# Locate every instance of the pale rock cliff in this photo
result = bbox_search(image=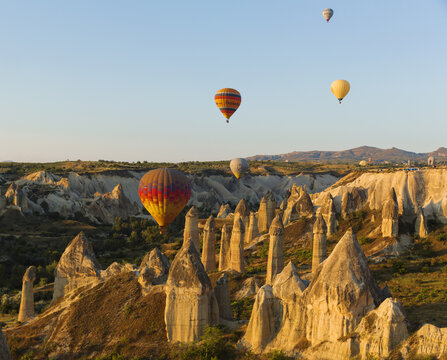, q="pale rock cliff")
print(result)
[214,274,233,321]
[218,224,231,271]
[183,206,200,251]
[258,191,277,233]
[229,215,245,273]
[201,216,216,272]
[415,206,429,238]
[18,266,36,322]
[382,188,399,237]
[165,241,219,343]
[401,324,447,359]
[245,212,259,244]
[52,232,102,302]
[312,213,327,274]
[266,215,284,285]
[138,248,170,294]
